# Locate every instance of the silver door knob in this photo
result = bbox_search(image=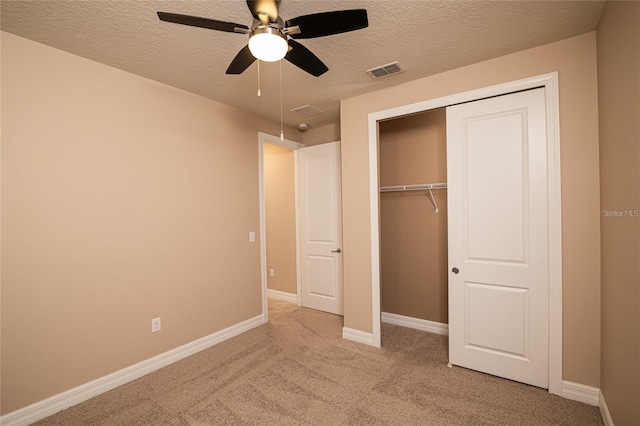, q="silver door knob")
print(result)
[452,267,459,274]
[331,248,342,253]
